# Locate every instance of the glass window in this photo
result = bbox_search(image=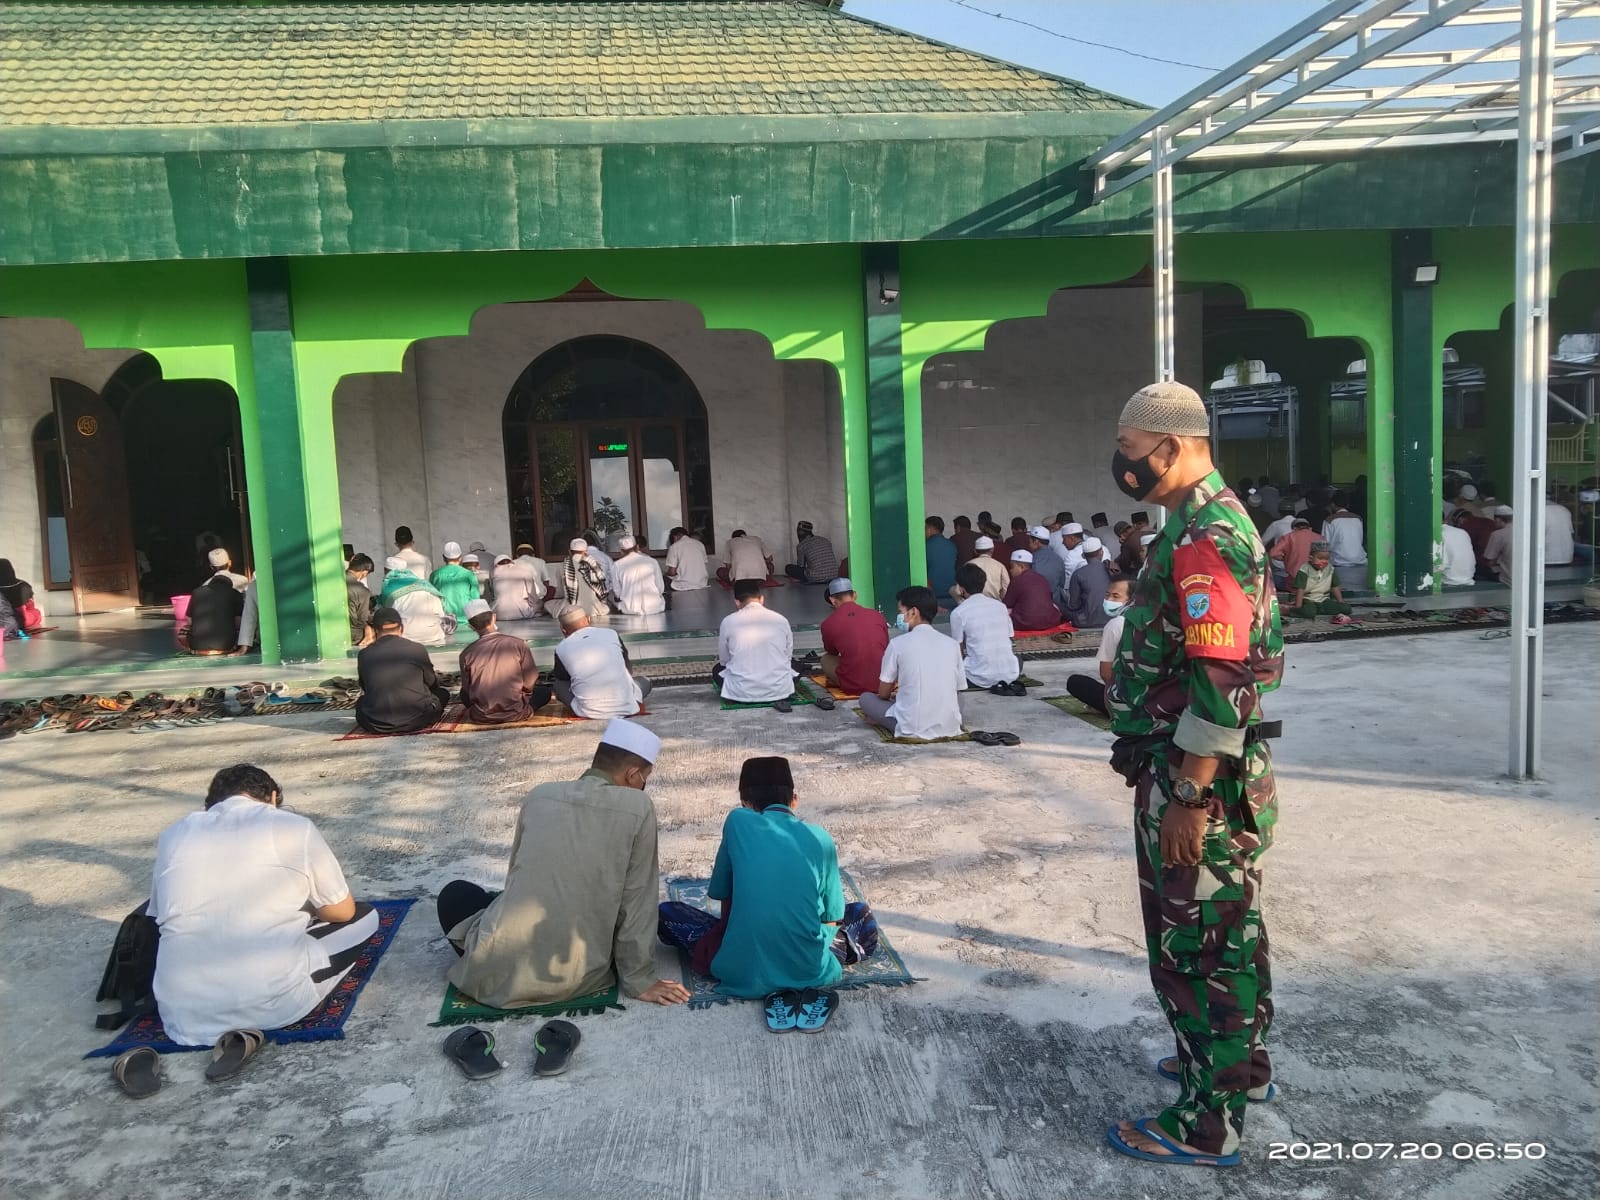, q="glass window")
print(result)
[587,426,635,549]
[639,425,683,551]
